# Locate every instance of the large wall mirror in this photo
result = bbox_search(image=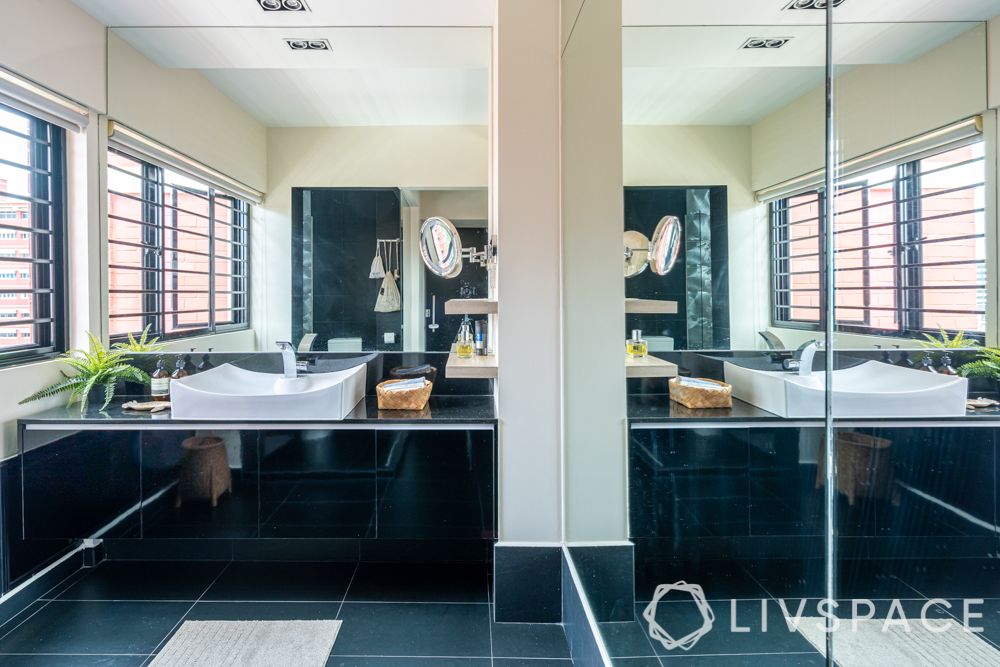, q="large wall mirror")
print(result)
[104,21,490,353]
[623,2,998,354]
[622,16,826,352]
